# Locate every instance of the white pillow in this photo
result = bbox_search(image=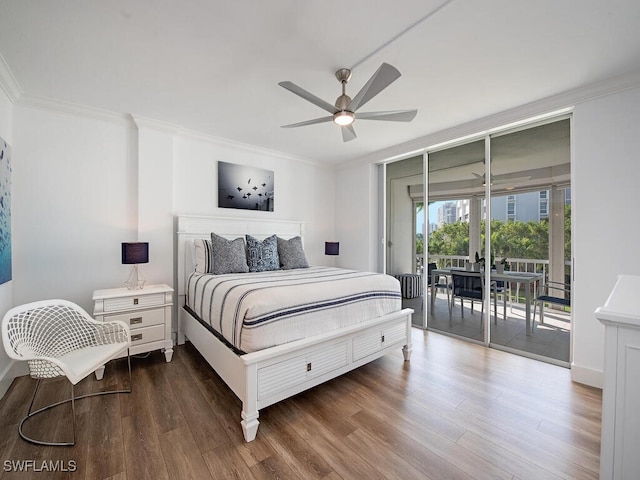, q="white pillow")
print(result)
[193,238,213,273]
